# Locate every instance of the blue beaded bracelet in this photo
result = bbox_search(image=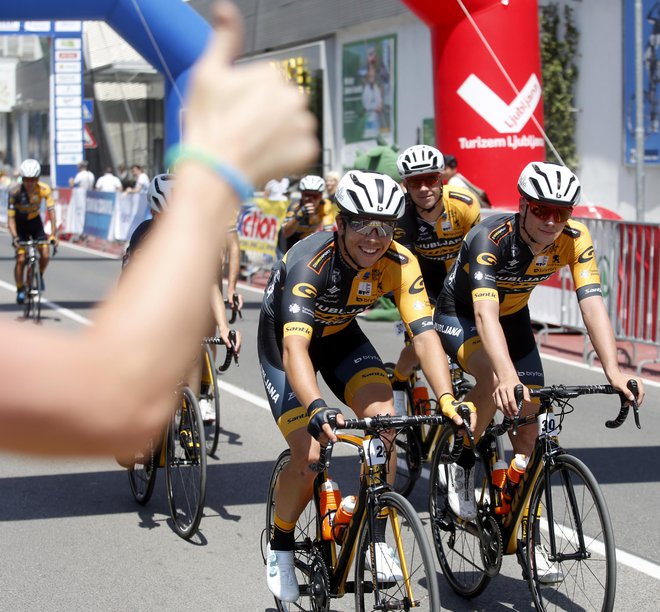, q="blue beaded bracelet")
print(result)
[165,145,254,203]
